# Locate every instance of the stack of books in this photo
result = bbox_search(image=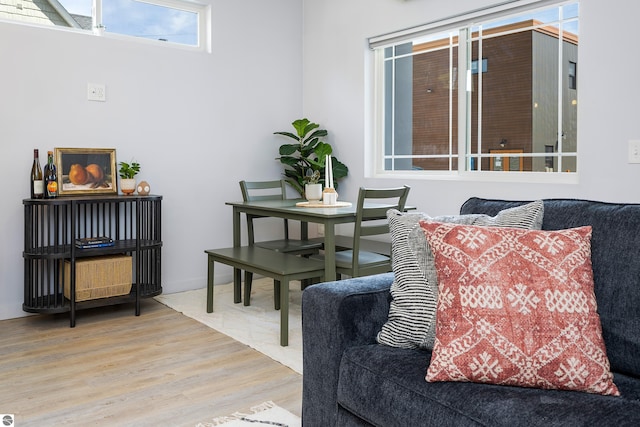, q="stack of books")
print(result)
[75,236,115,249]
